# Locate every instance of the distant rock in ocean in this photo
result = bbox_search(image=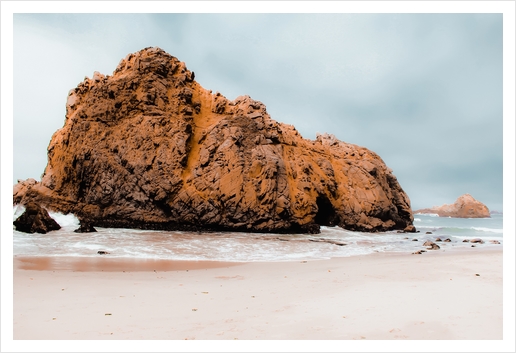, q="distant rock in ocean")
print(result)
[414,194,490,218]
[13,47,415,234]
